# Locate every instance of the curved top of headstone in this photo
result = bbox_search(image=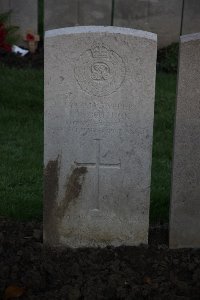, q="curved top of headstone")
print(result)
[45,26,157,41]
[181,32,200,43]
